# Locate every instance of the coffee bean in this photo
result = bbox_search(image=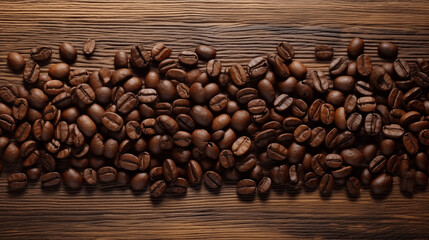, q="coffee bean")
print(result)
[394,58,411,79]
[274,94,293,112]
[163,159,178,182]
[329,56,348,76]
[237,179,256,195]
[23,61,40,84]
[230,64,247,86]
[8,173,27,191]
[277,41,295,61]
[59,42,77,63]
[130,45,151,69]
[346,112,362,132]
[114,51,128,69]
[41,172,61,188]
[7,52,26,72]
[101,112,123,132]
[207,59,222,78]
[62,168,83,190]
[178,51,198,66]
[129,173,149,191]
[382,124,405,138]
[257,177,272,194]
[204,171,222,189]
[346,177,361,195]
[403,132,419,155]
[356,54,372,77]
[312,154,327,176]
[98,166,117,183]
[236,154,257,172]
[30,46,52,62]
[248,56,268,79]
[371,173,393,195]
[150,180,167,197]
[319,174,334,194]
[331,166,353,179]
[348,37,364,59]
[325,154,343,169]
[370,66,393,92]
[378,42,398,59]
[320,103,335,125]
[83,168,98,185]
[357,96,376,112]
[315,45,334,60]
[310,70,329,93]
[151,43,172,62]
[83,38,96,56]
[336,131,355,149]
